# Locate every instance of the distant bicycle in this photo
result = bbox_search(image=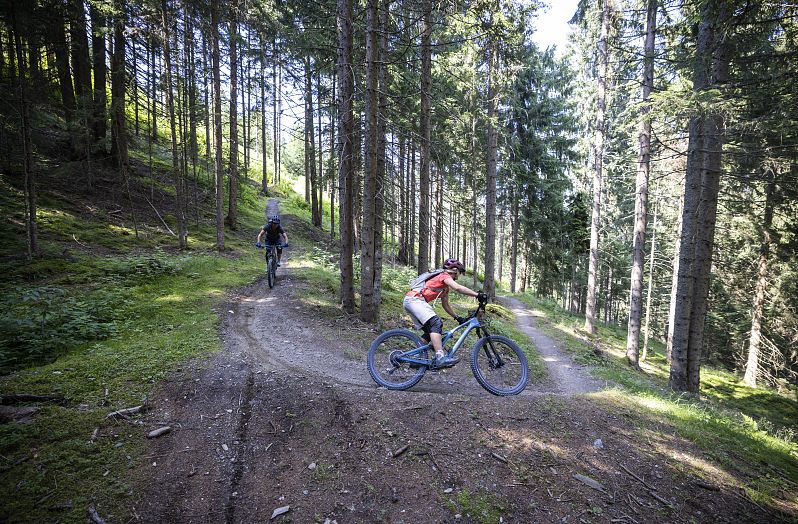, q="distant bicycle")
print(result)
[256,242,288,288]
[367,295,529,396]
